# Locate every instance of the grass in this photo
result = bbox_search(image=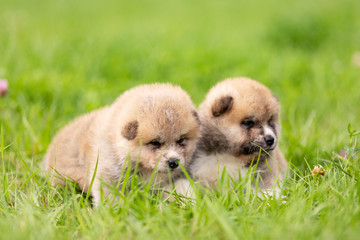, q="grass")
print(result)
[1,0,360,239]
